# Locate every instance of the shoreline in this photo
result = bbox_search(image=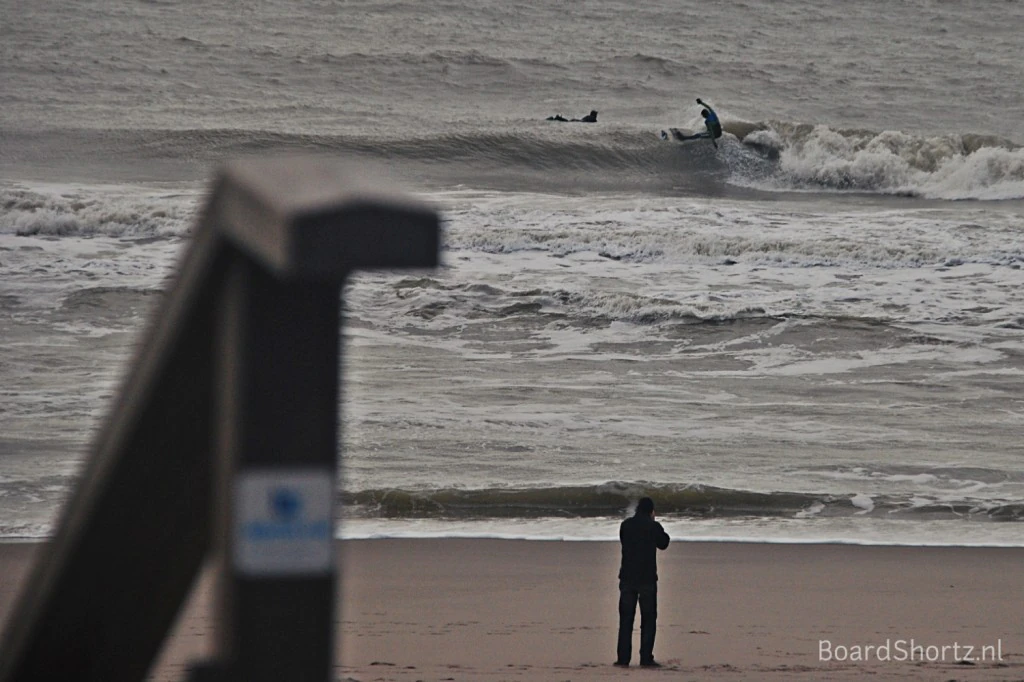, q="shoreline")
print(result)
[5,533,1024,548]
[2,539,1022,680]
